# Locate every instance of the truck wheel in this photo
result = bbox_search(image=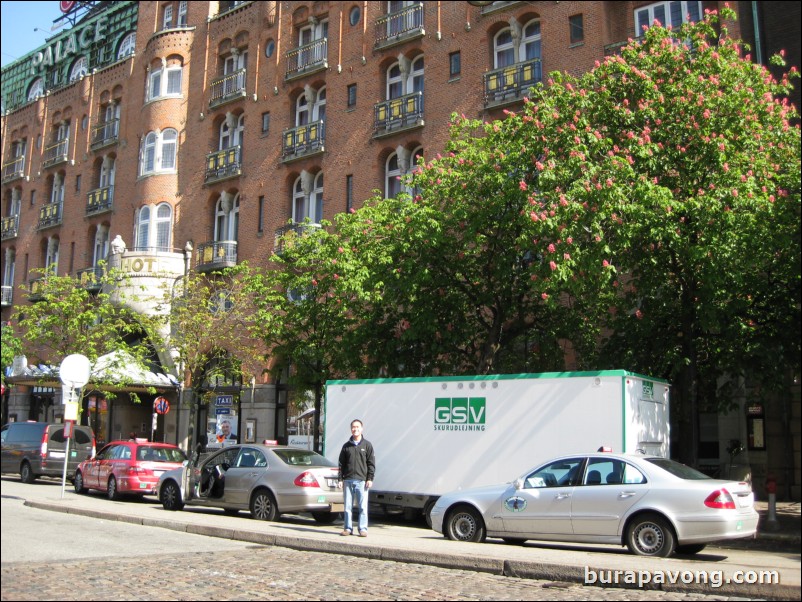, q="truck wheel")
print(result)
[251,489,279,521]
[161,480,185,511]
[20,462,36,484]
[626,513,675,557]
[445,505,486,543]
